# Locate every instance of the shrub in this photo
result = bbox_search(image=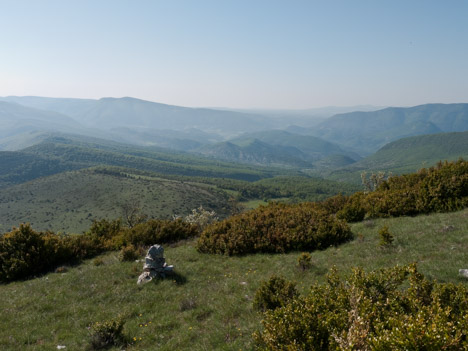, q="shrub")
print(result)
[197,202,352,255]
[87,218,123,249]
[88,316,126,350]
[0,224,70,282]
[115,219,198,248]
[297,252,312,271]
[62,233,107,260]
[254,264,468,350]
[93,258,104,266]
[378,225,394,247]
[118,245,140,262]
[253,275,299,312]
[314,159,468,222]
